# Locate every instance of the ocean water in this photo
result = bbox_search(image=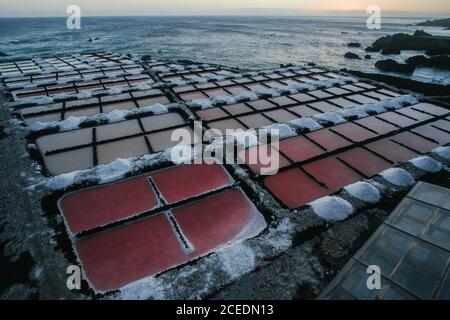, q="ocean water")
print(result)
[0,16,449,84]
